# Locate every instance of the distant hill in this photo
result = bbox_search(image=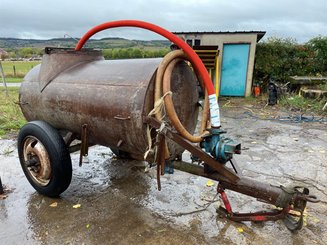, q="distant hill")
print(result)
[0,37,171,49]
